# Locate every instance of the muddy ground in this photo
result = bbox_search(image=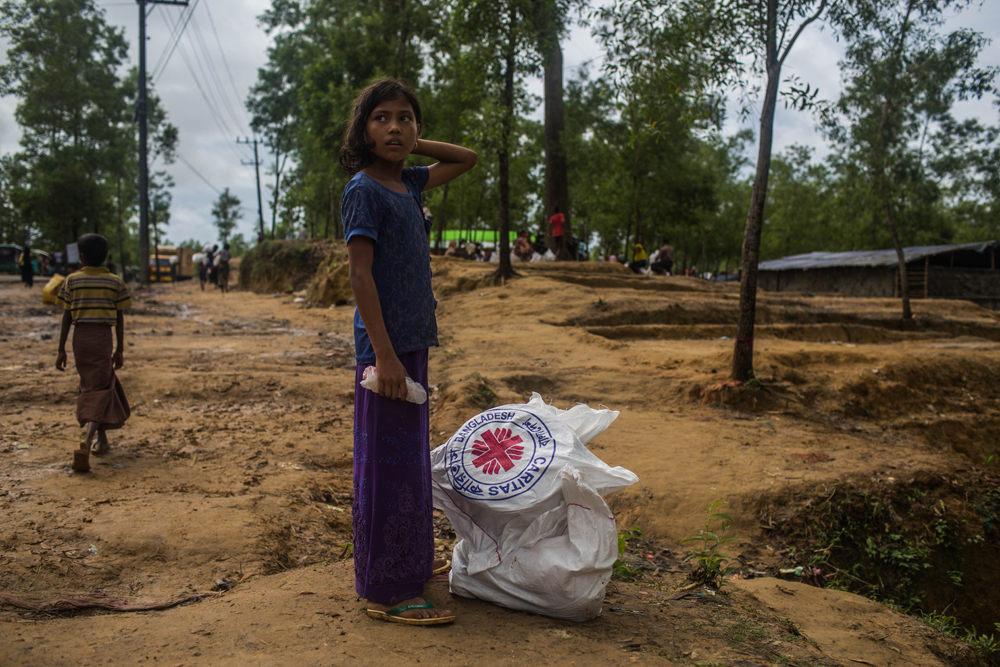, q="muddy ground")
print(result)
[2,256,999,666]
